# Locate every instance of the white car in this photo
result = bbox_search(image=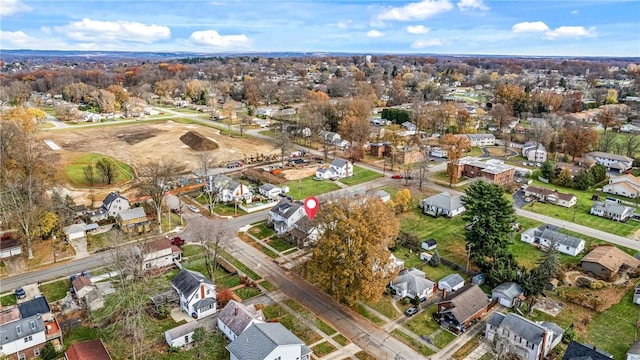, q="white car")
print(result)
[187,205,200,213]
